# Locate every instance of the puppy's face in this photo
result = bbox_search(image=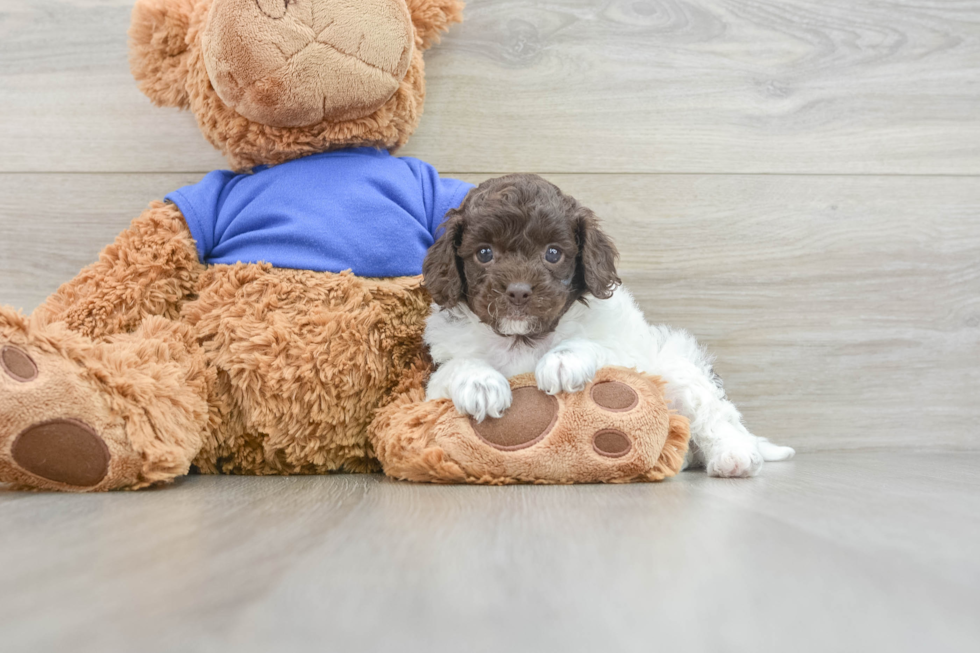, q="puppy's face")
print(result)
[424,174,621,339]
